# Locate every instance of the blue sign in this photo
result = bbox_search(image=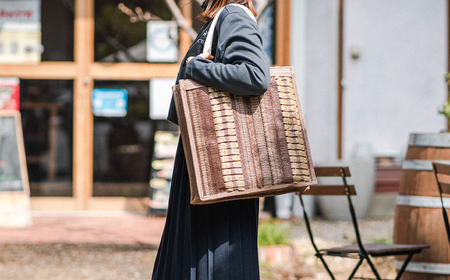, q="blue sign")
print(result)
[92,88,128,117]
